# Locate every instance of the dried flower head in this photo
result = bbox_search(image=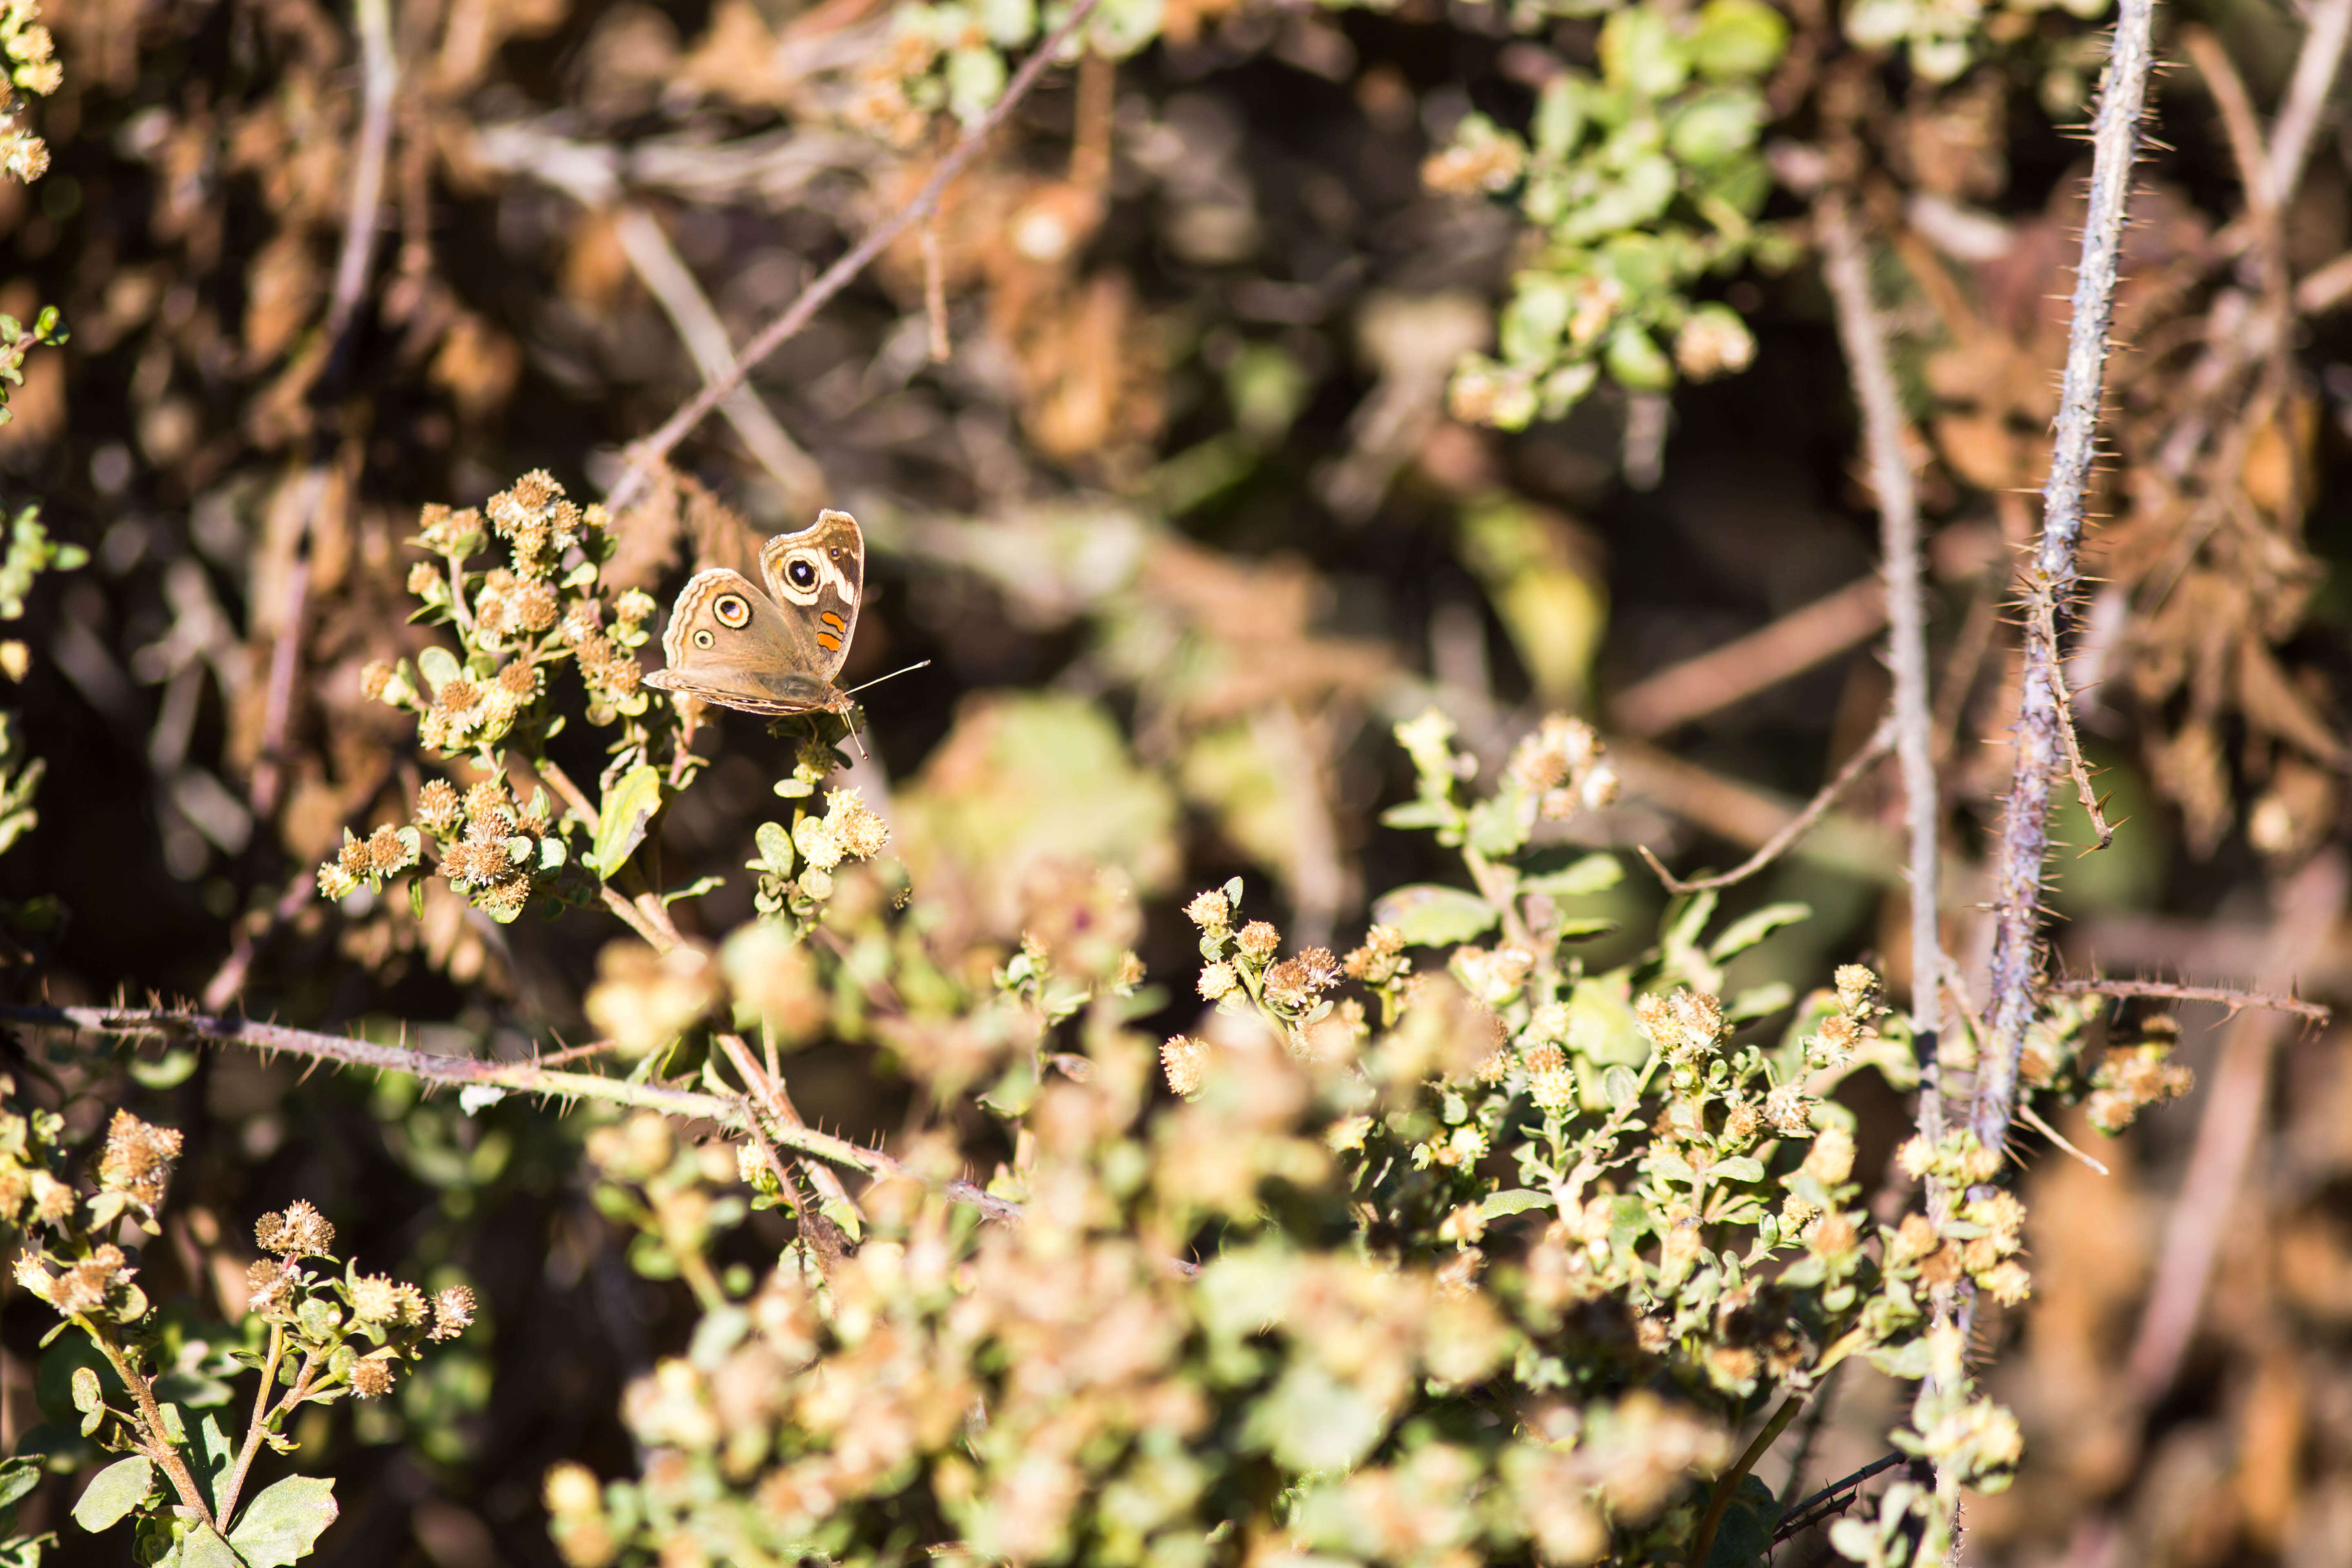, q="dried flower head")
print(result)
[1762,1083,1813,1138]
[432,1284,478,1341]
[256,1199,336,1258]
[415,779,462,835]
[1529,1065,1579,1113]
[350,1358,398,1399]
[2086,1043,2194,1134]
[350,1273,427,1326]
[1161,1036,1209,1097]
[1343,924,1408,986]
[1196,961,1238,1001]
[1236,921,1281,960]
[97,1110,181,1209]
[246,1257,298,1319]
[824,789,891,861]
[1184,889,1231,933]
[1833,964,1884,1018]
